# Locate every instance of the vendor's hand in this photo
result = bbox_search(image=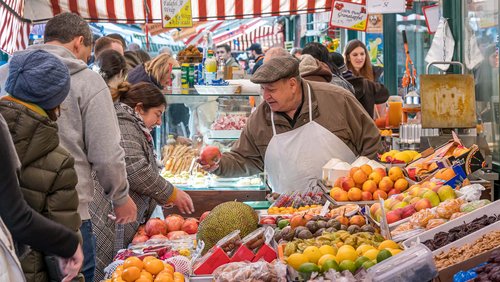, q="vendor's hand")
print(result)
[176,136,192,146]
[172,189,194,214]
[196,158,219,173]
[60,244,83,282]
[113,196,137,224]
